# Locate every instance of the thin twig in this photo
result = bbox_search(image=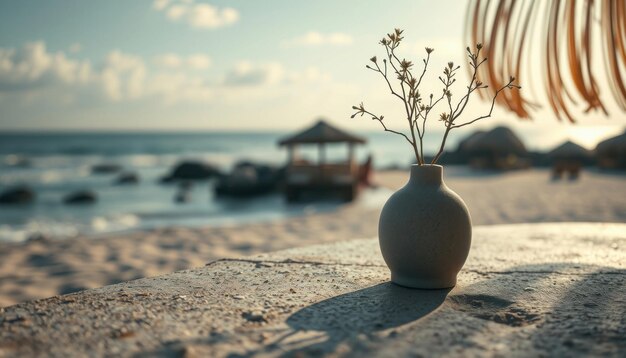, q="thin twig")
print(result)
[352,30,520,166]
[360,109,414,145]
